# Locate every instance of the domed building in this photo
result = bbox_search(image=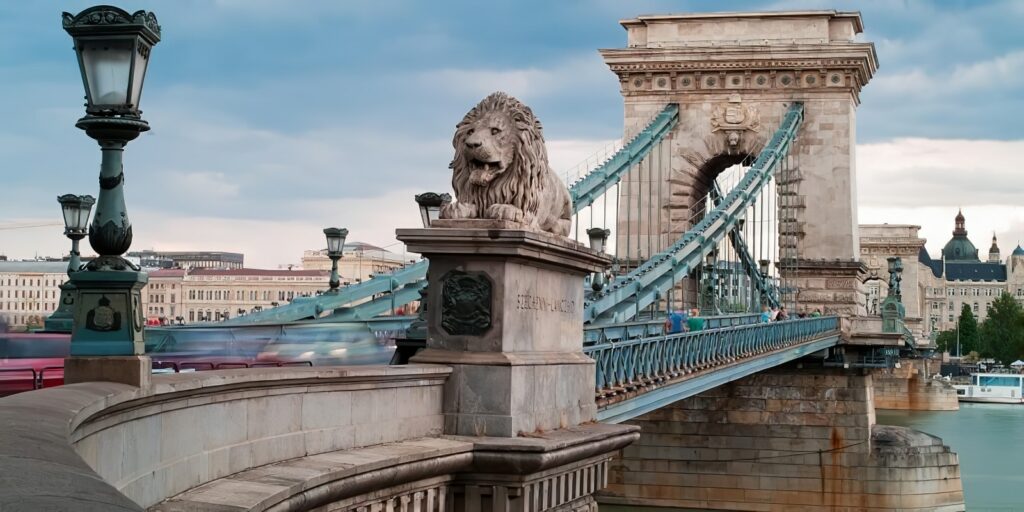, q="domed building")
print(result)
[940,210,979,261]
[860,210,1024,340]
